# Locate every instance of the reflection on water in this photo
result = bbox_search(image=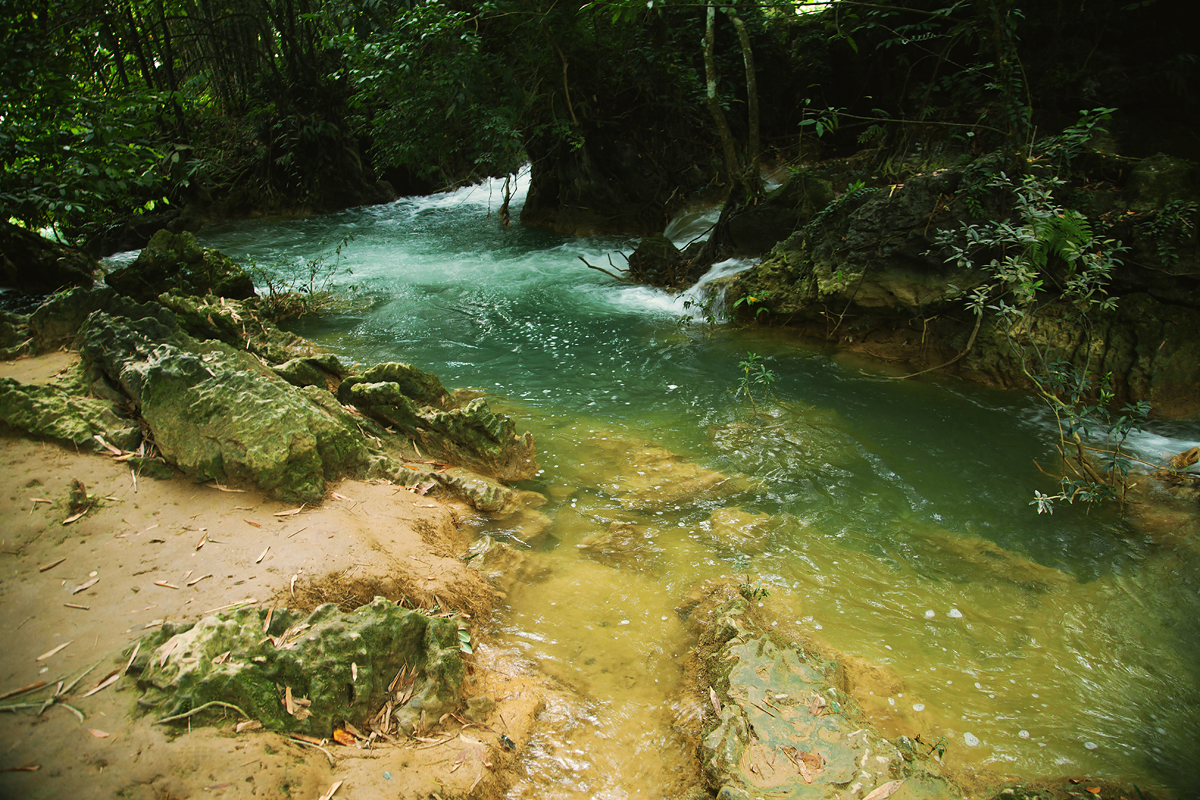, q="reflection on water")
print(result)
[192,175,1200,798]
